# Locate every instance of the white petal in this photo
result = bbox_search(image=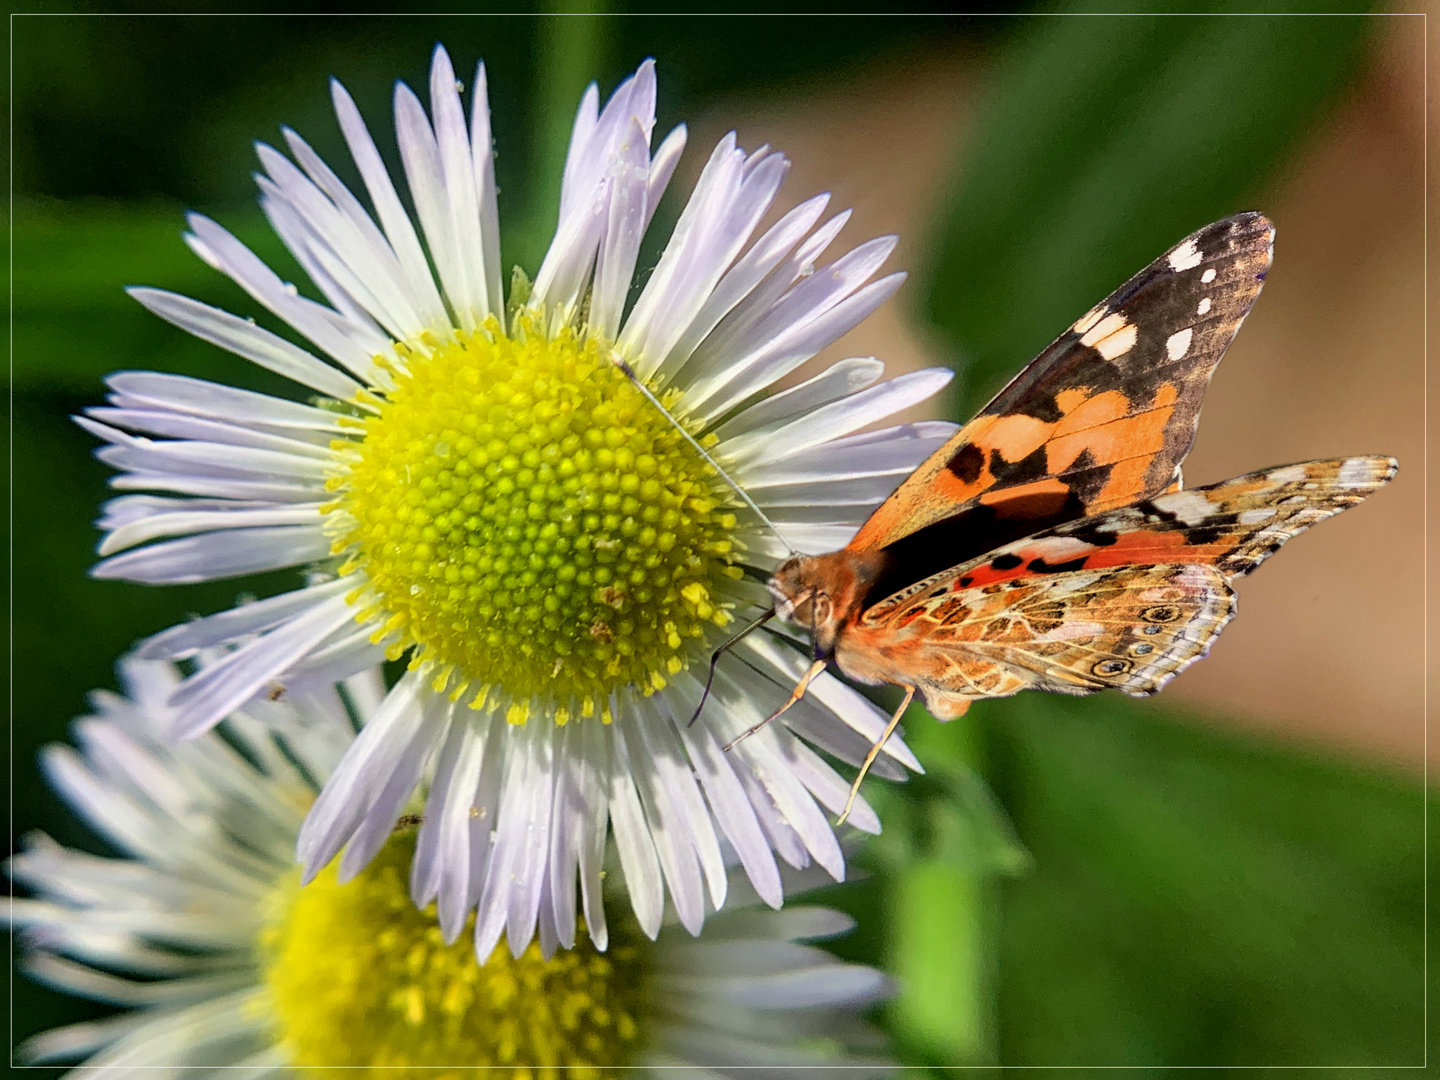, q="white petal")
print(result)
[747,635,921,772]
[109,469,320,503]
[708,665,844,880]
[692,271,907,422]
[558,82,600,222]
[260,135,426,338]
[714,356,883,440]
[679,207,850,389]
[668,676,784,909]
[330,78,449,329]
[260,186,393,339]
[80,416,331,485]
[168,594,356,739]
[545,721,585,951]
[105,371,351,435]
[704,904,857,942]
[606,719,665,938]
[621,134,745,376]
[127,288,363,401]
[726,367,954,468]
[414,714,494,942]
[621,706,705,935]
[182,215,386,383]
[338,696,451,880]
[97,502,323,558]
[428,45,493,327]
[741,420,958,489]
[297,668,429,875]
[468,61,504,320]
[644,123,688,232]
[589,116,651,342]
[394,79,473,330]
[473,720,556,960]
[92,525,330,585]
[575,715,611,951]
[86,407,334,460]
[637,700,728,911]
